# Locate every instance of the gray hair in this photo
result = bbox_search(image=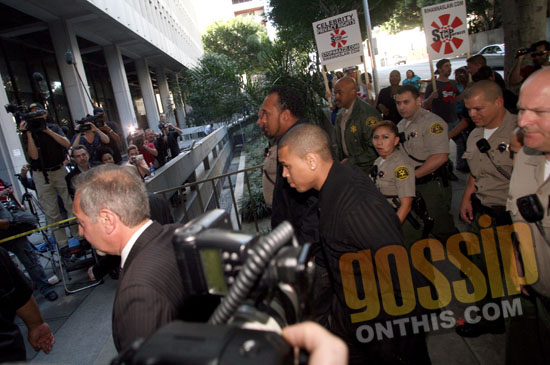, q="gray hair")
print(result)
[73,164,150,226]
